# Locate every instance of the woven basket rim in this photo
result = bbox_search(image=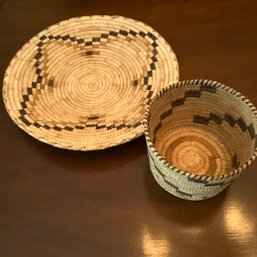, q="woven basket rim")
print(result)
[3,15,179,151]
[143,79,257,181]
